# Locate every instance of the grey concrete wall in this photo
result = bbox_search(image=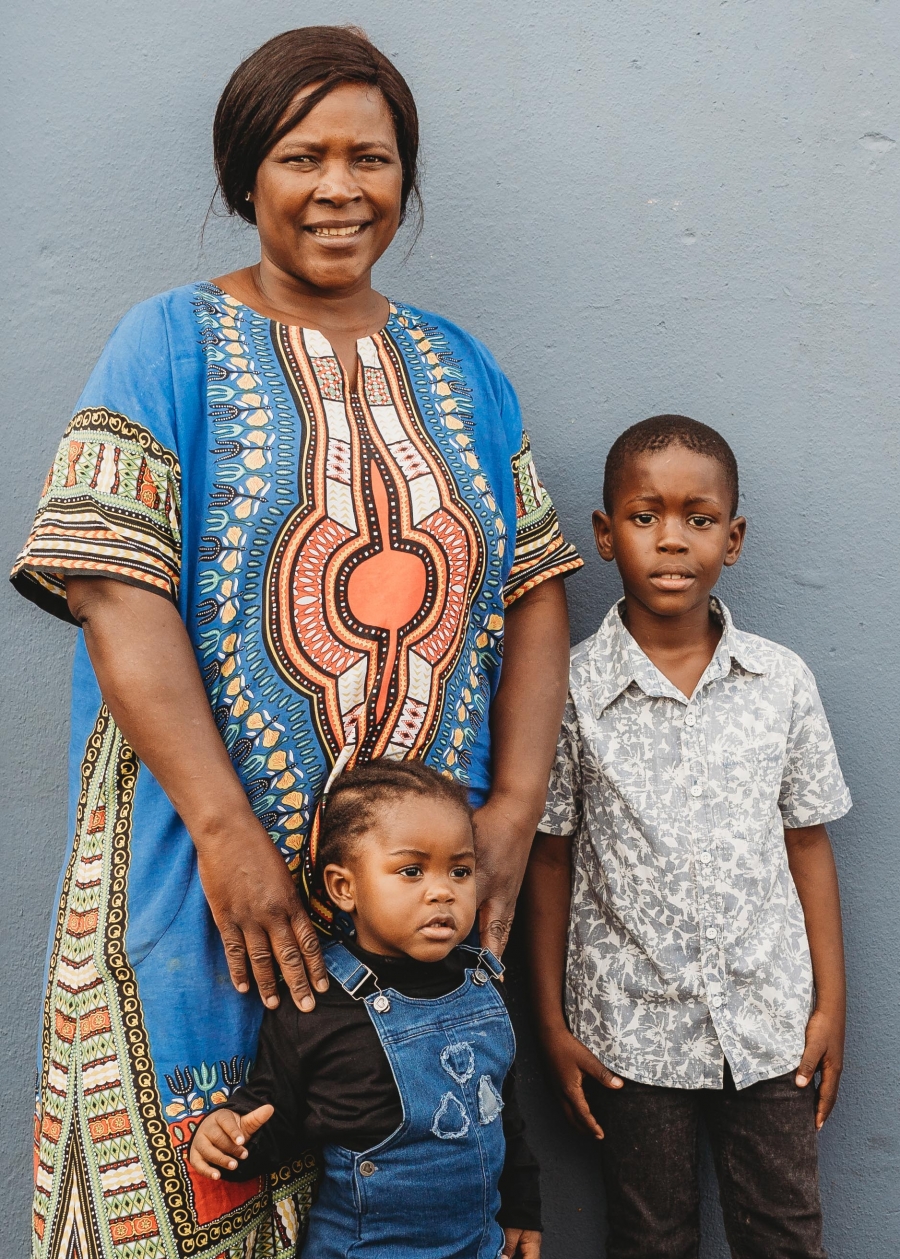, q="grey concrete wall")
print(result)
[2,2,897,1254]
